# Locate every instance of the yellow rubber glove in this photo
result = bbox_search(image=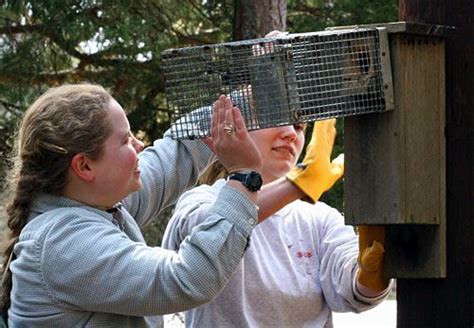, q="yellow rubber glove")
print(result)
[286,118,344,203]
[356,225,390,293]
